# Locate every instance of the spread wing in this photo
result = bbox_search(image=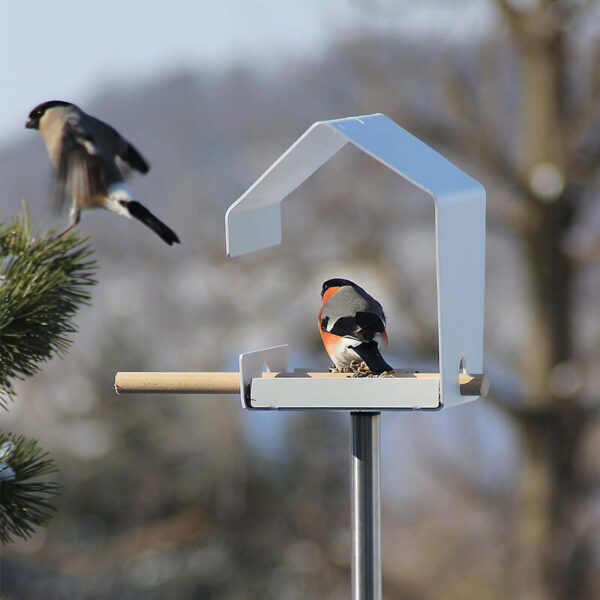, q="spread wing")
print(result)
[54,119,106,209]
[87,116,149,177]
[117,136,149,174]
